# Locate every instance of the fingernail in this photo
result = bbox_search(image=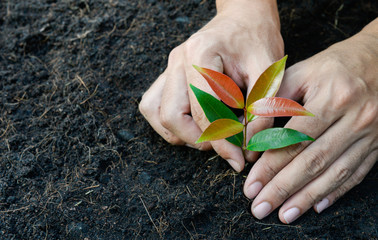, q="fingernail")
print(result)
[185,144,195,149]
[315,198,329,213]
[283,207,301,224]
[226,159,242,172]
[252,202,272,219]
[246,182,262,199]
